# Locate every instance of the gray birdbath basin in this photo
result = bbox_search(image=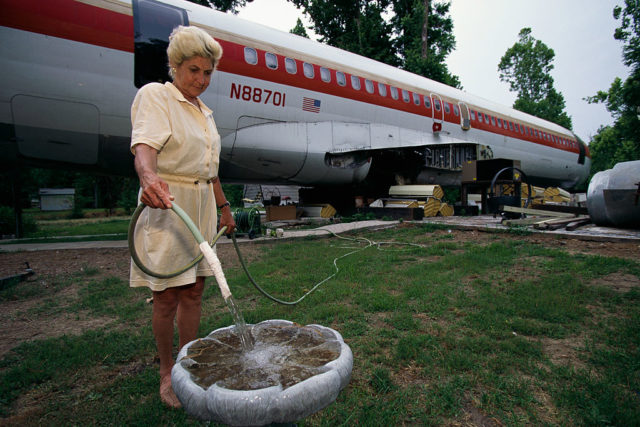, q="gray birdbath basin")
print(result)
[171,319,353,425]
